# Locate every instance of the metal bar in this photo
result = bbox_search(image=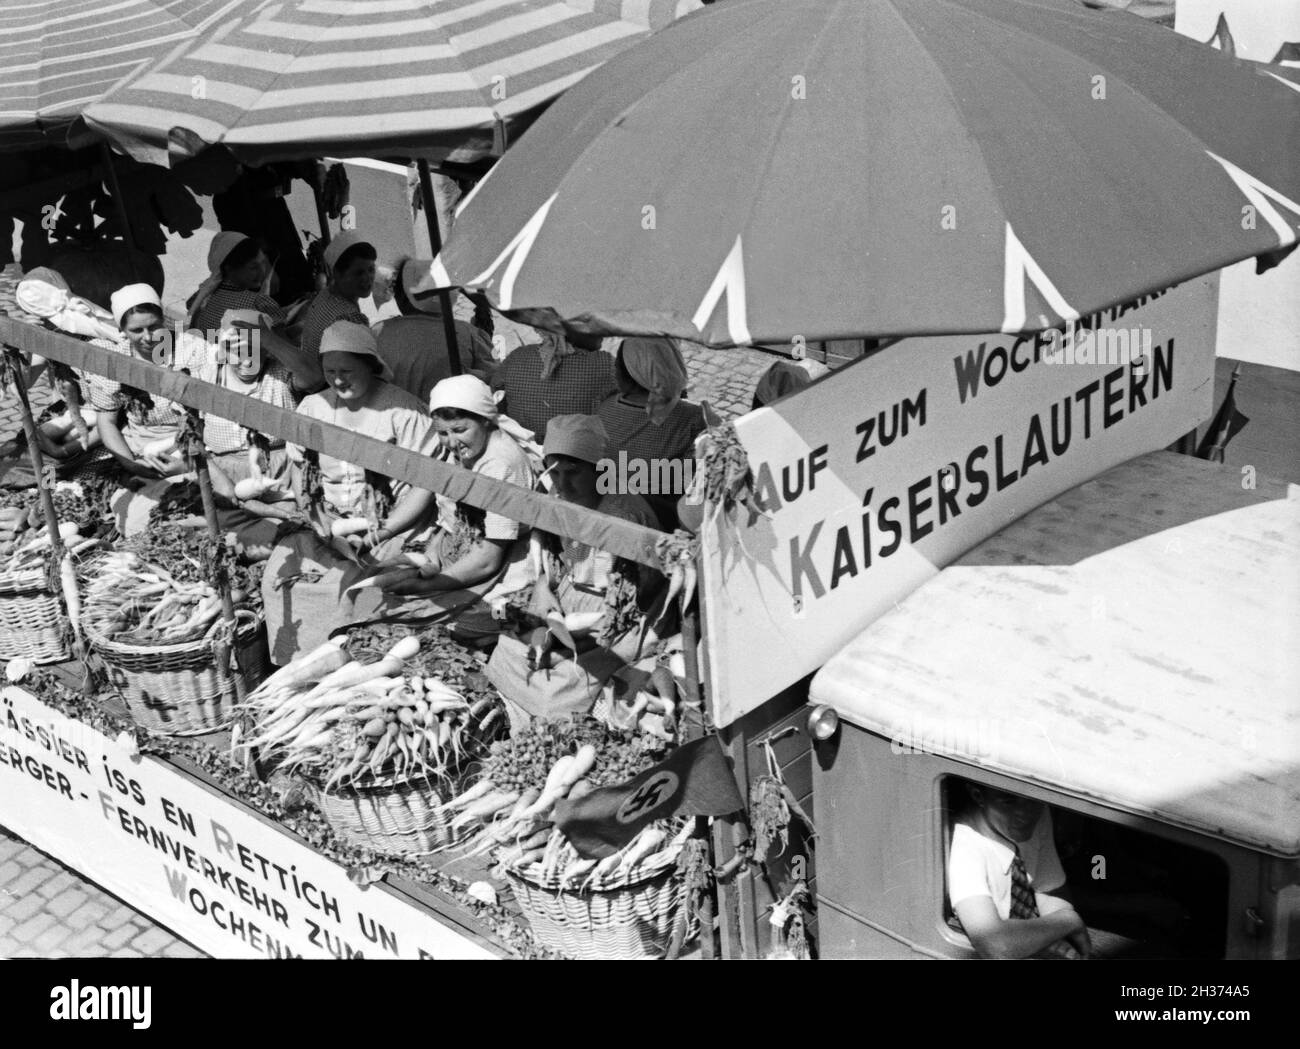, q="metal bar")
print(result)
[416,159,463,376]
[1,320,663,568]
